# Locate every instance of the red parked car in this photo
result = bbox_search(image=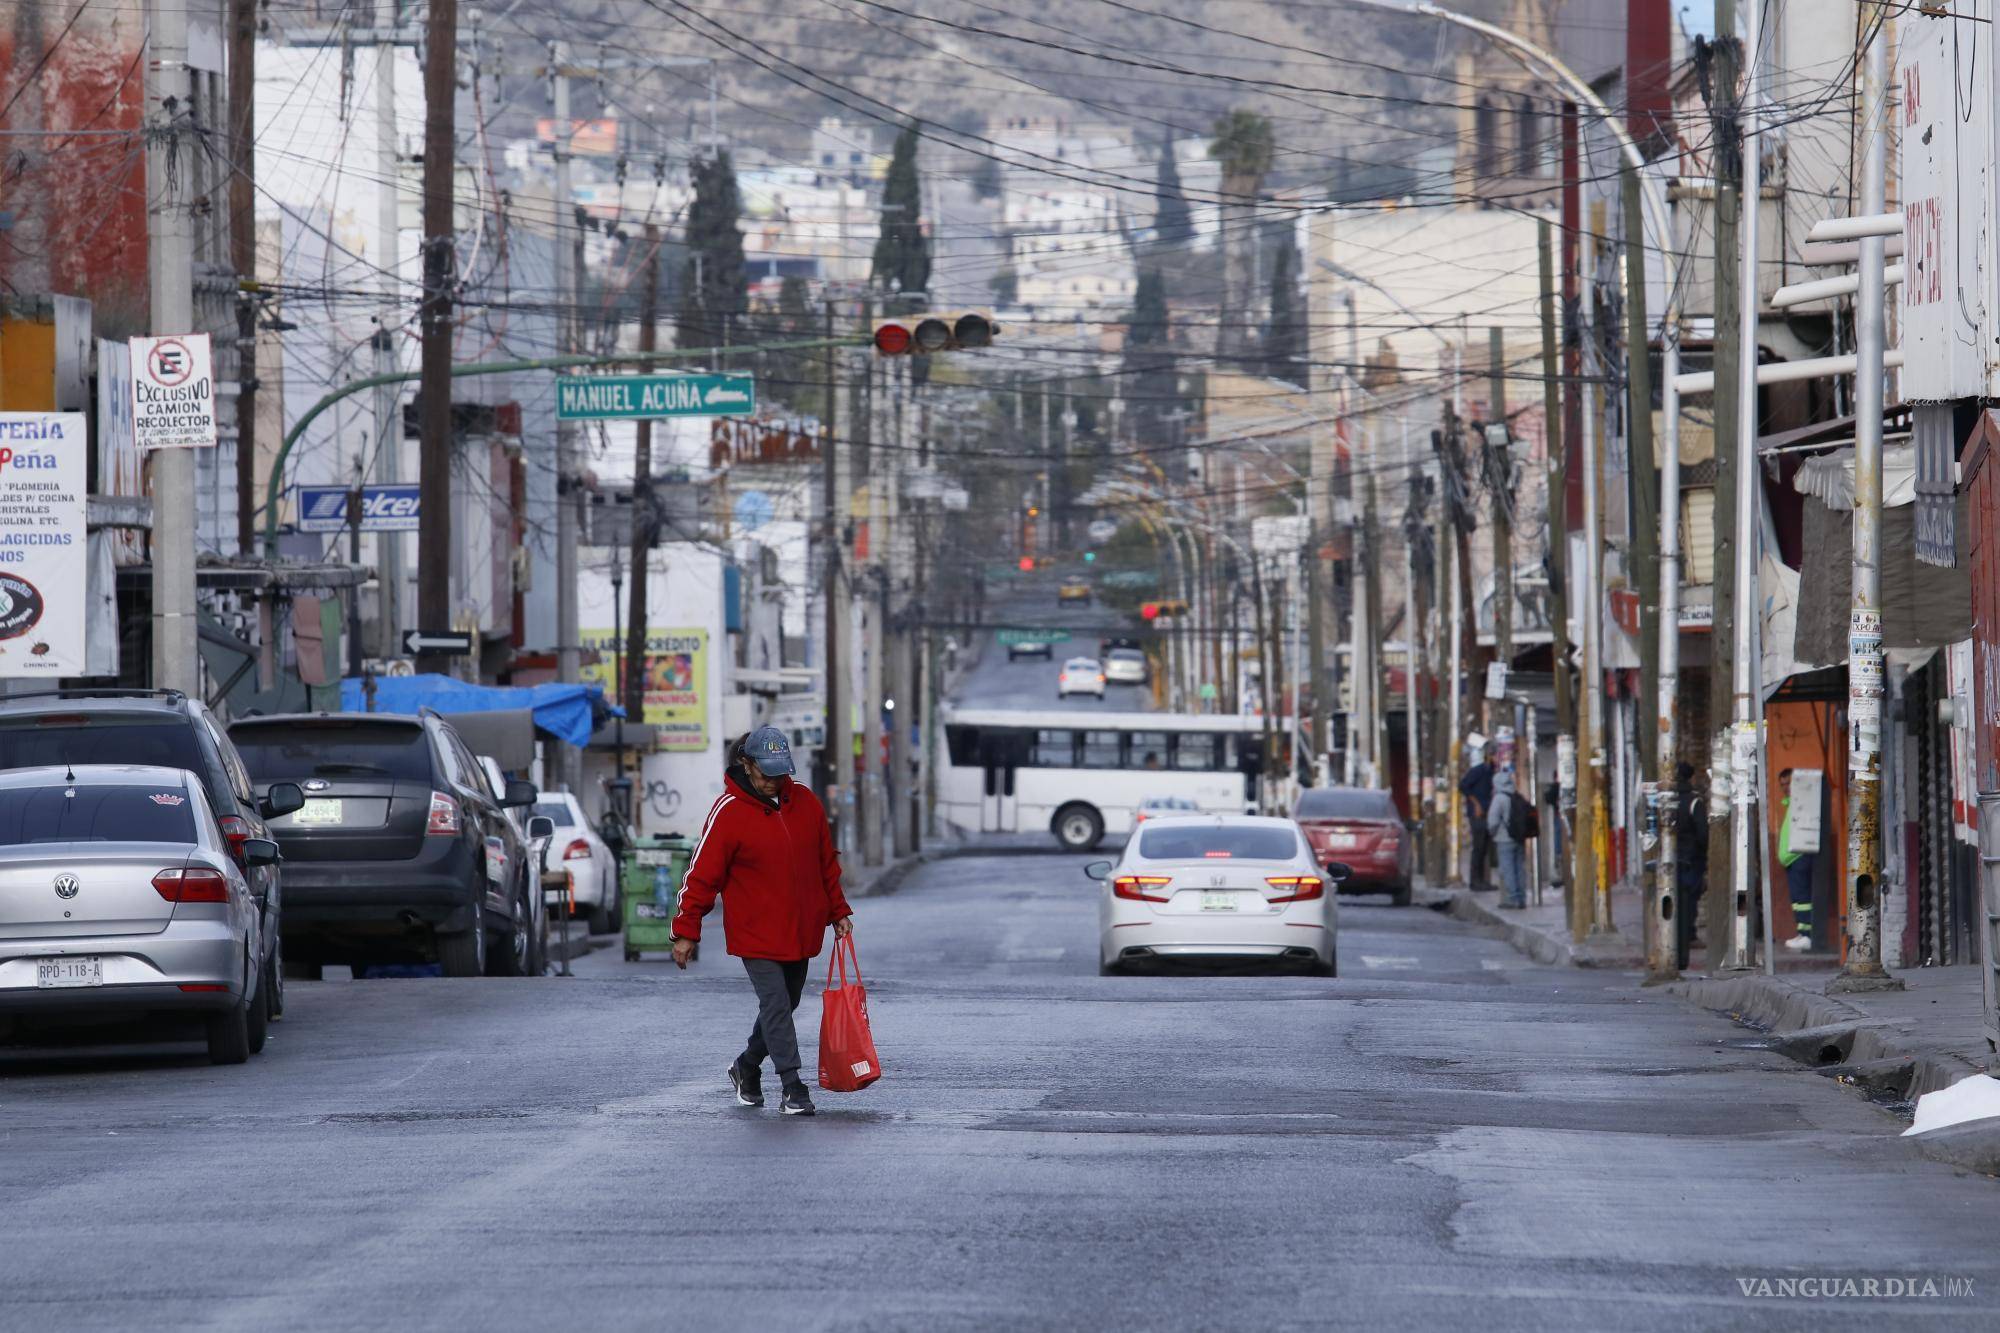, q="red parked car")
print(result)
[1292,787,1413,906]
